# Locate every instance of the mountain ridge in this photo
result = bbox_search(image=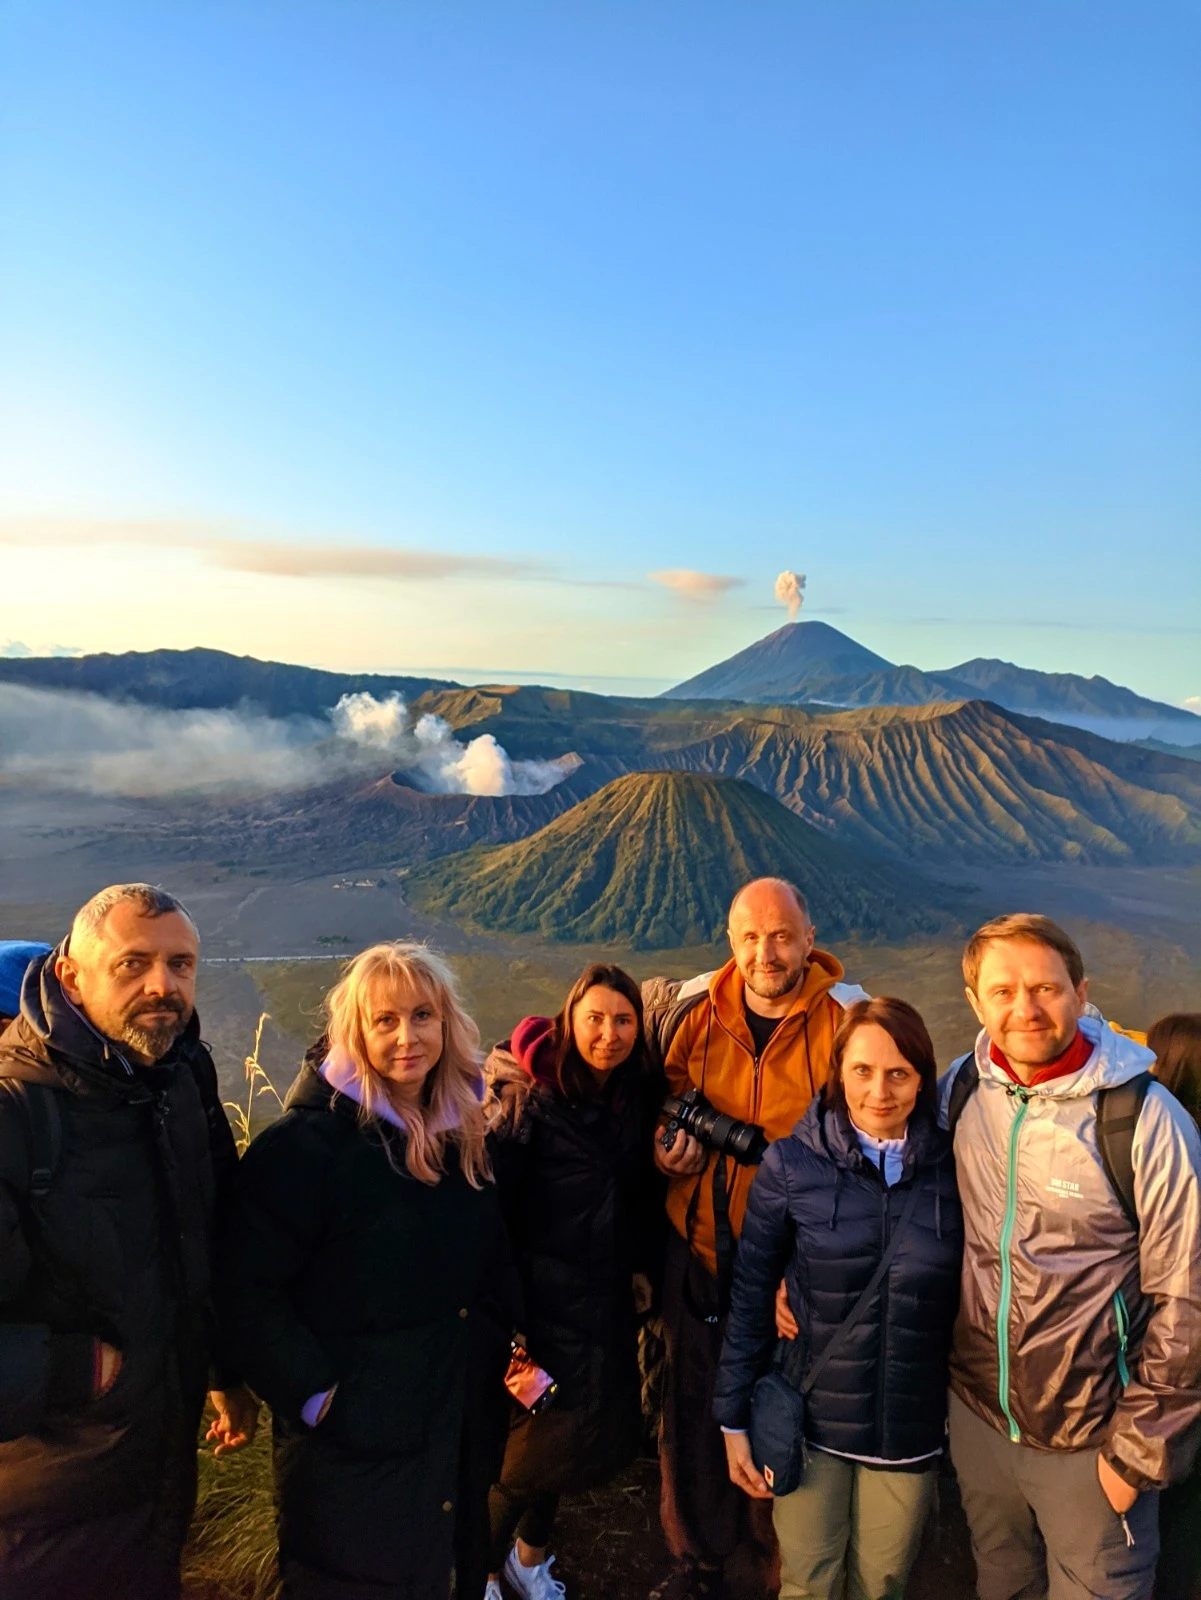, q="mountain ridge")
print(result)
[5,645,1199,881]
[0,646,458,717]
[662,622,1201,742]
